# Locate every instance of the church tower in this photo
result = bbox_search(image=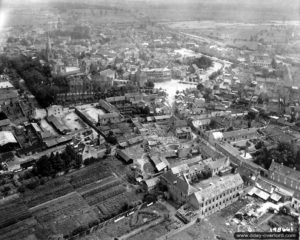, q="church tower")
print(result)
[45,32,53,61]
